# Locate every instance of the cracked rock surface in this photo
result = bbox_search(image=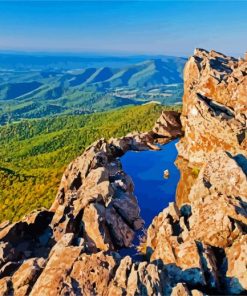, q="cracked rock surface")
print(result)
[0,49,246,295]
